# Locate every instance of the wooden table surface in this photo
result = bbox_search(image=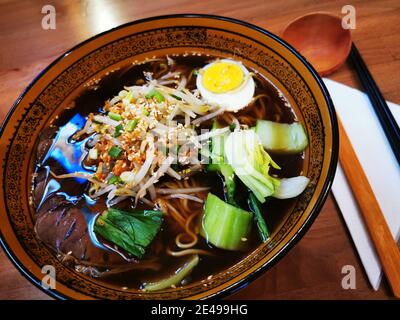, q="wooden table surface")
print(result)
[0,0,398,300]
